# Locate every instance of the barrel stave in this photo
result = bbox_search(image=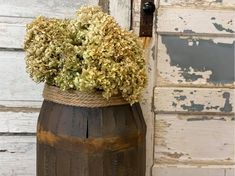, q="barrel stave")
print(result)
[37,100,146,176]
